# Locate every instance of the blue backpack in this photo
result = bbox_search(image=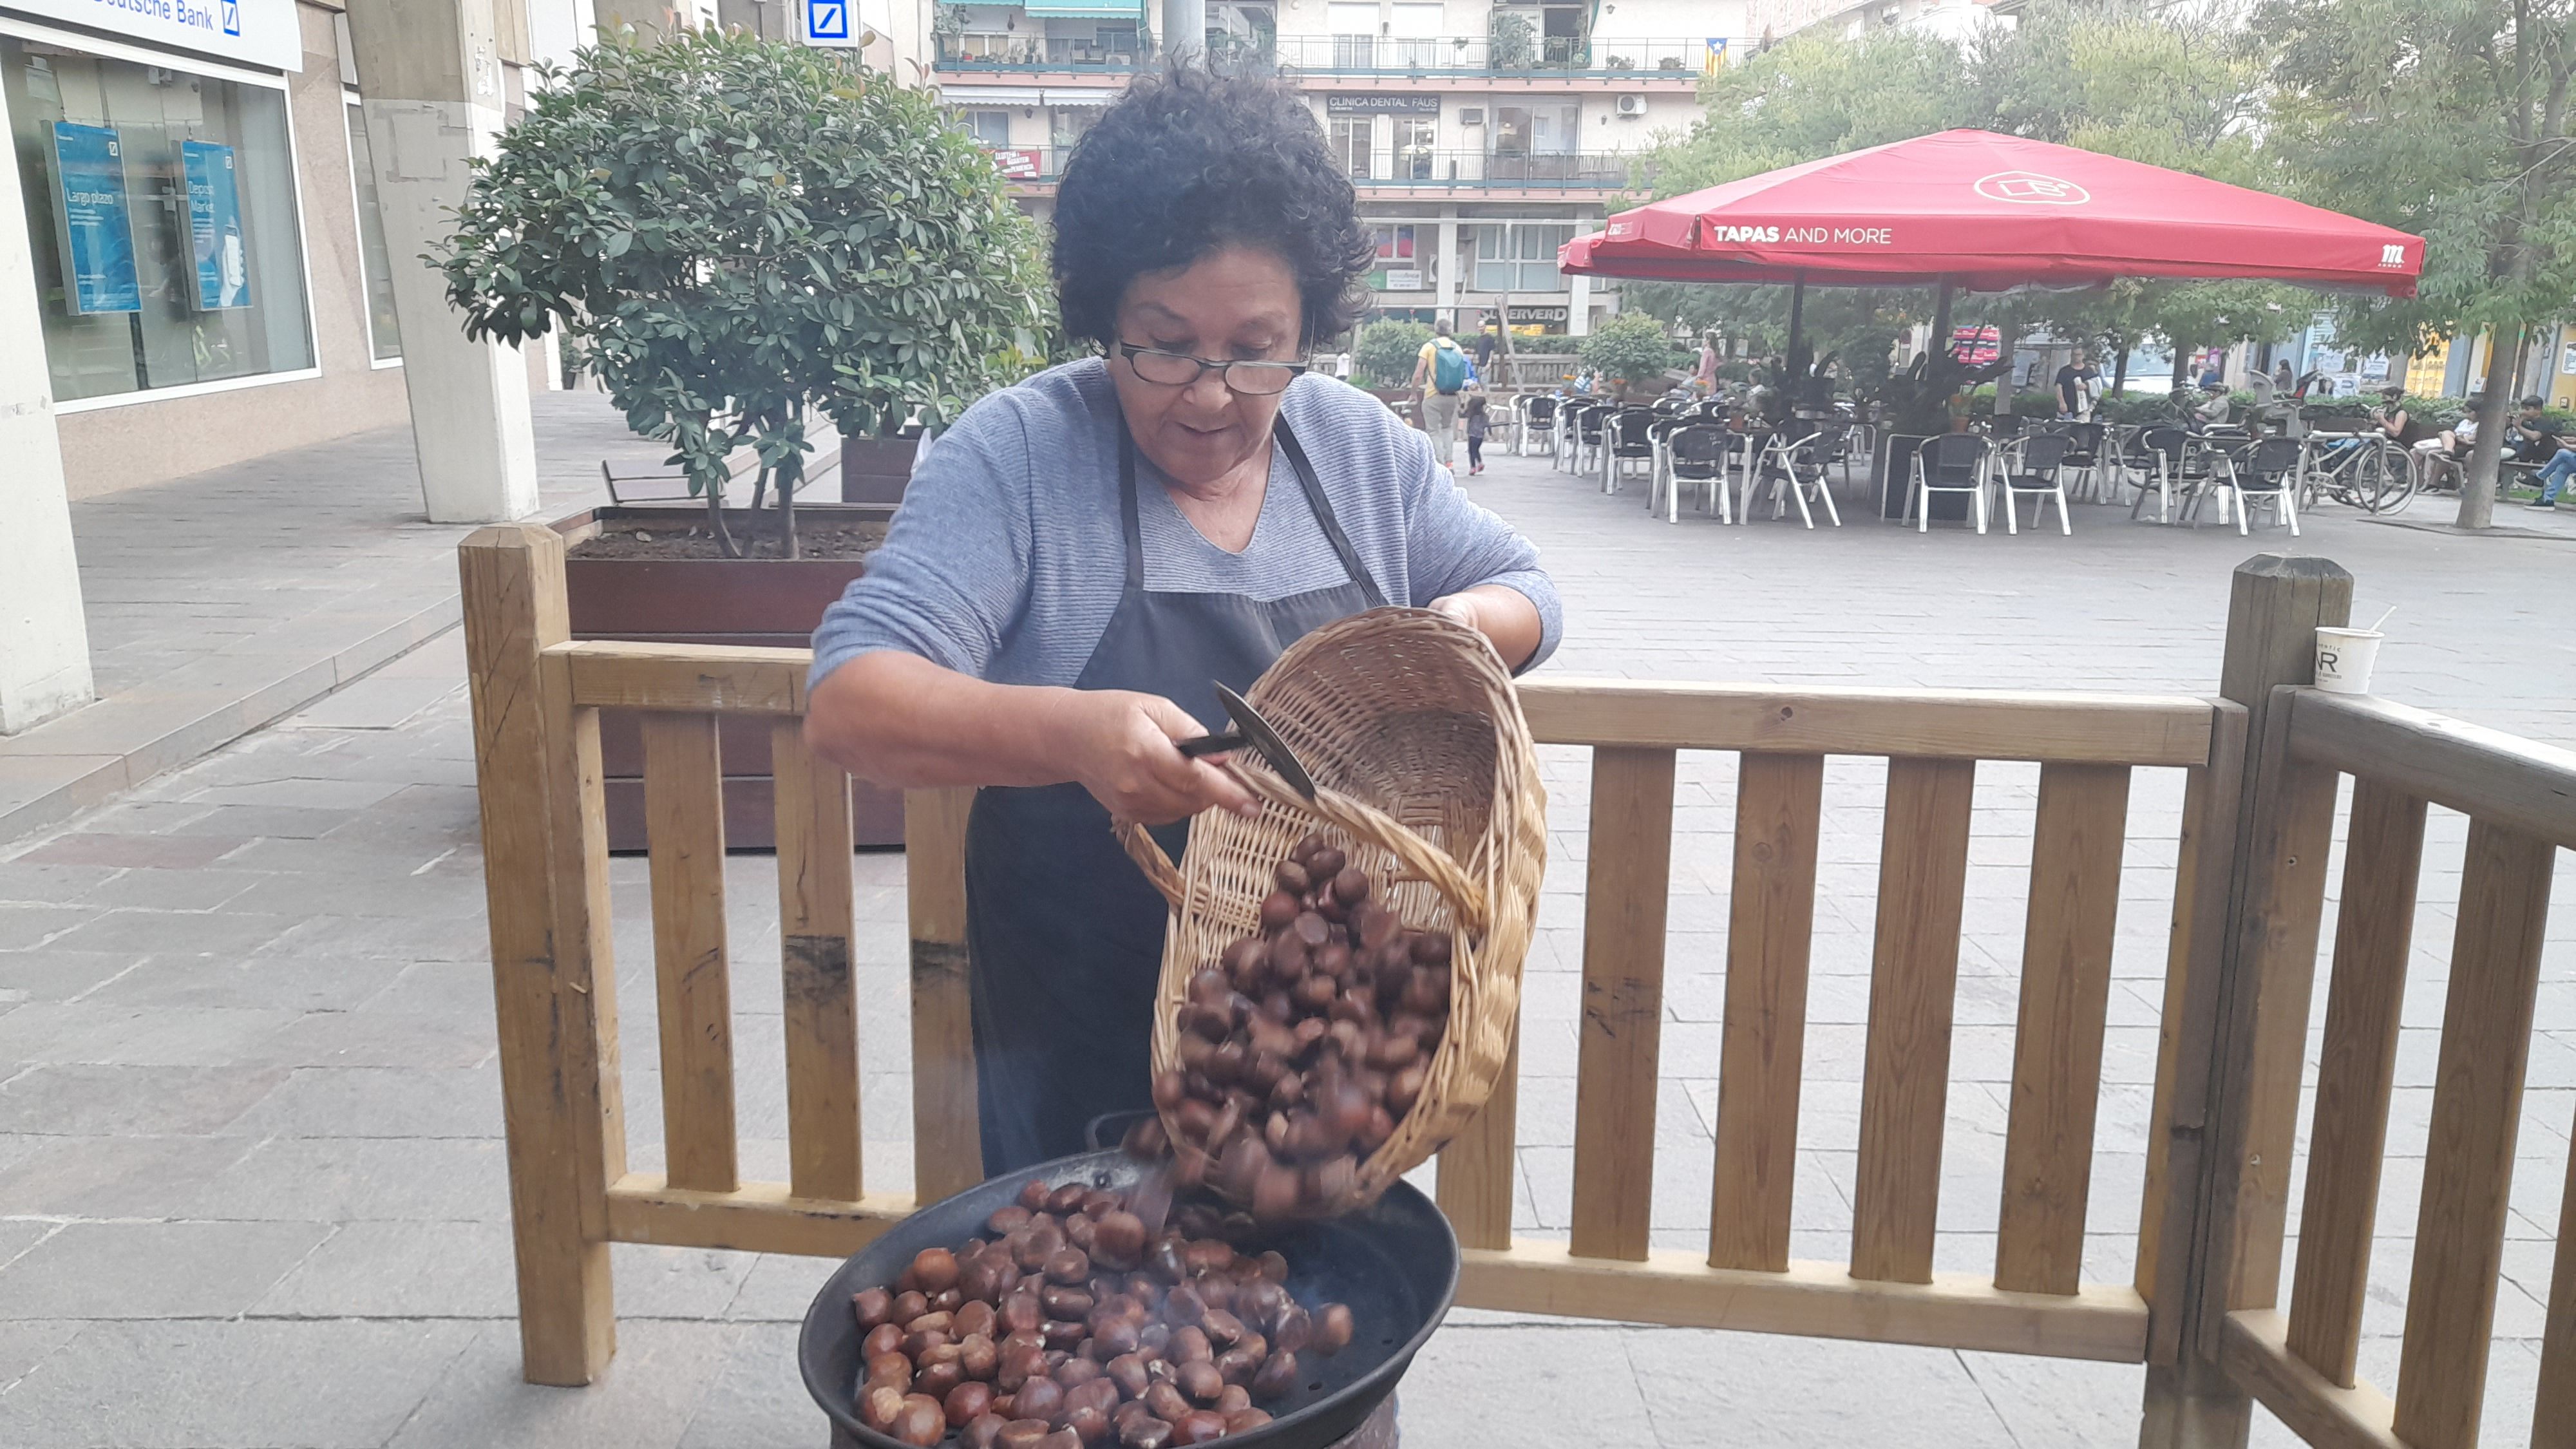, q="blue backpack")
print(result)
[1432,341,1470,395]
